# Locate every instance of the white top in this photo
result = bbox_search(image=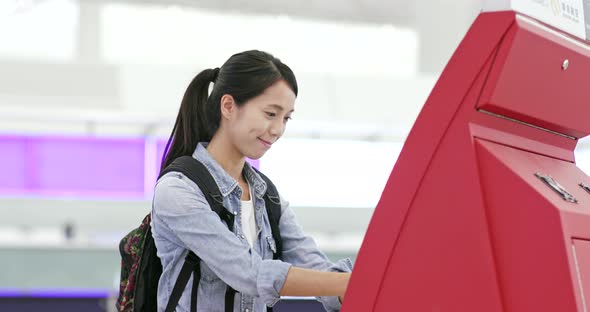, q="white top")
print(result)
[240,183,257,248]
